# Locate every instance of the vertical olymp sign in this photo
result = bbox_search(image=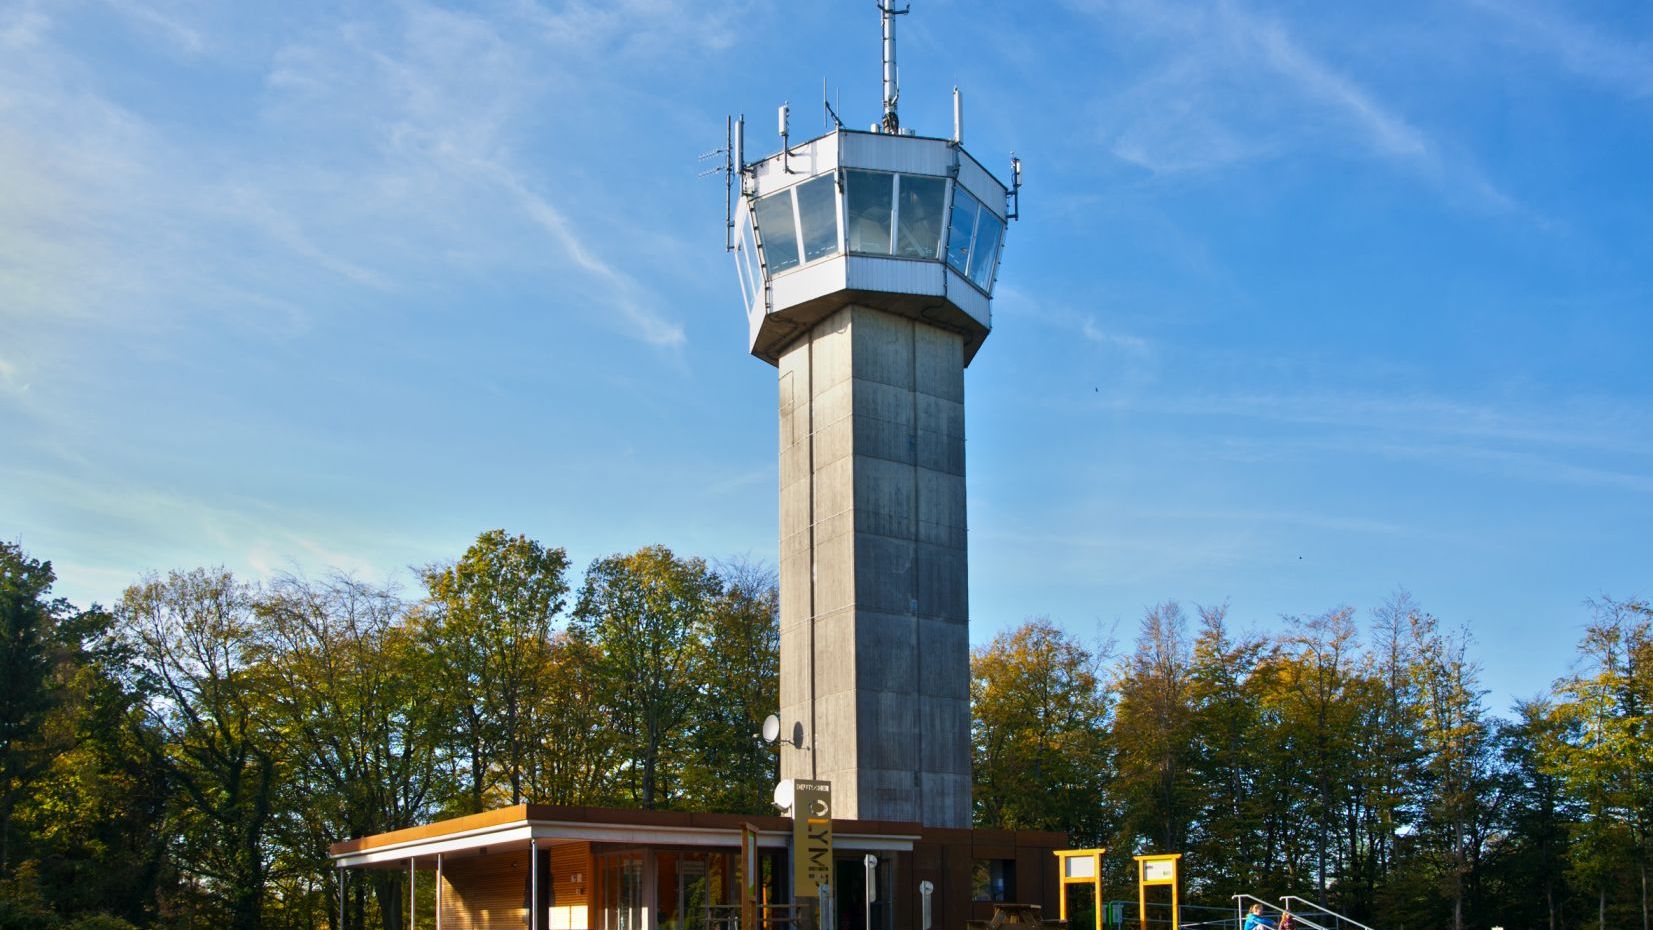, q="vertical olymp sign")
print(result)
[791,779,833,895]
